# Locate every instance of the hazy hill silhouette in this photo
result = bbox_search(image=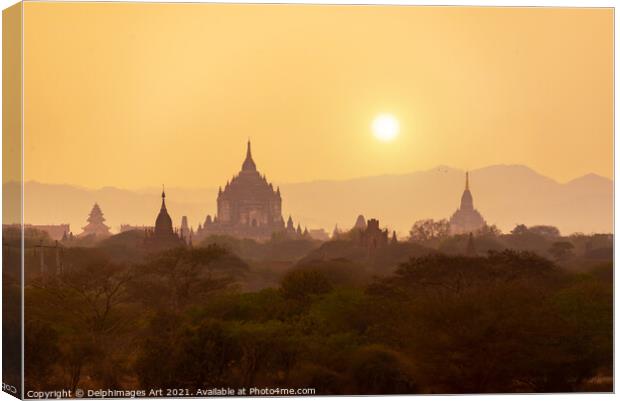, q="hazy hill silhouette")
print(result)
[9,165,612,236]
